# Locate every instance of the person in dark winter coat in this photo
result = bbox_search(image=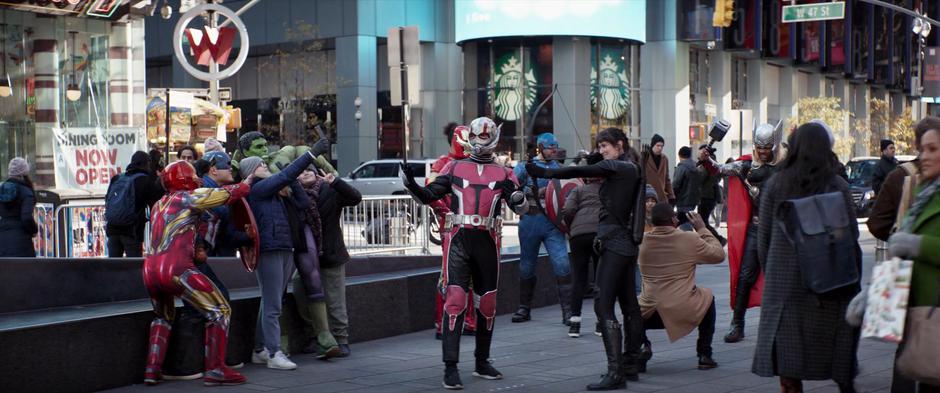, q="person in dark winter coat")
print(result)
[752,122,860,393]
[0,158,38,257]
[872,139,898,195]
[105,151,165,257]
[313,169,362,357]
[697,145,725,244]
[672,146,704,227]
